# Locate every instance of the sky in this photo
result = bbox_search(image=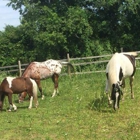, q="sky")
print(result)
[0,0,20,31]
